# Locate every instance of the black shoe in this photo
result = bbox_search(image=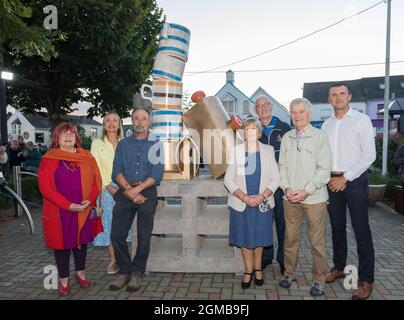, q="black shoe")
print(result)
[241,272,253,289]
[261,260,272,270]
[254,269,264,286]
